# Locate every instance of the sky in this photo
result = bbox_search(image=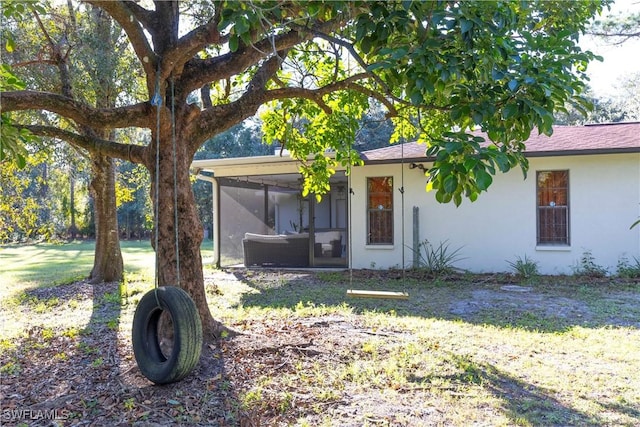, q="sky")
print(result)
[583,0,640,99]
